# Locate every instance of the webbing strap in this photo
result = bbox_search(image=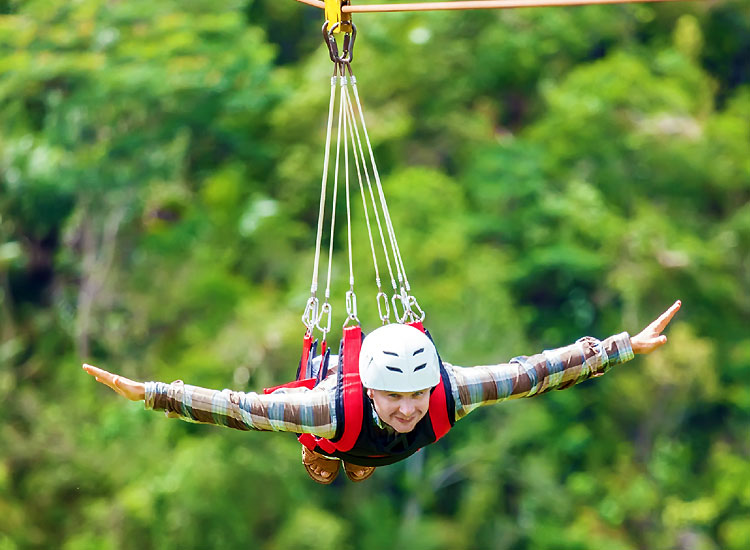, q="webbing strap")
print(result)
[428,376,451,441]
[299,325,362,455]
[265,333,316,394]
[264,378,317,395]
[298,332,314,380]
[407,320,451,440]
[332,324,363,451]
[298,432,319,452]
[406,320,424,332]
